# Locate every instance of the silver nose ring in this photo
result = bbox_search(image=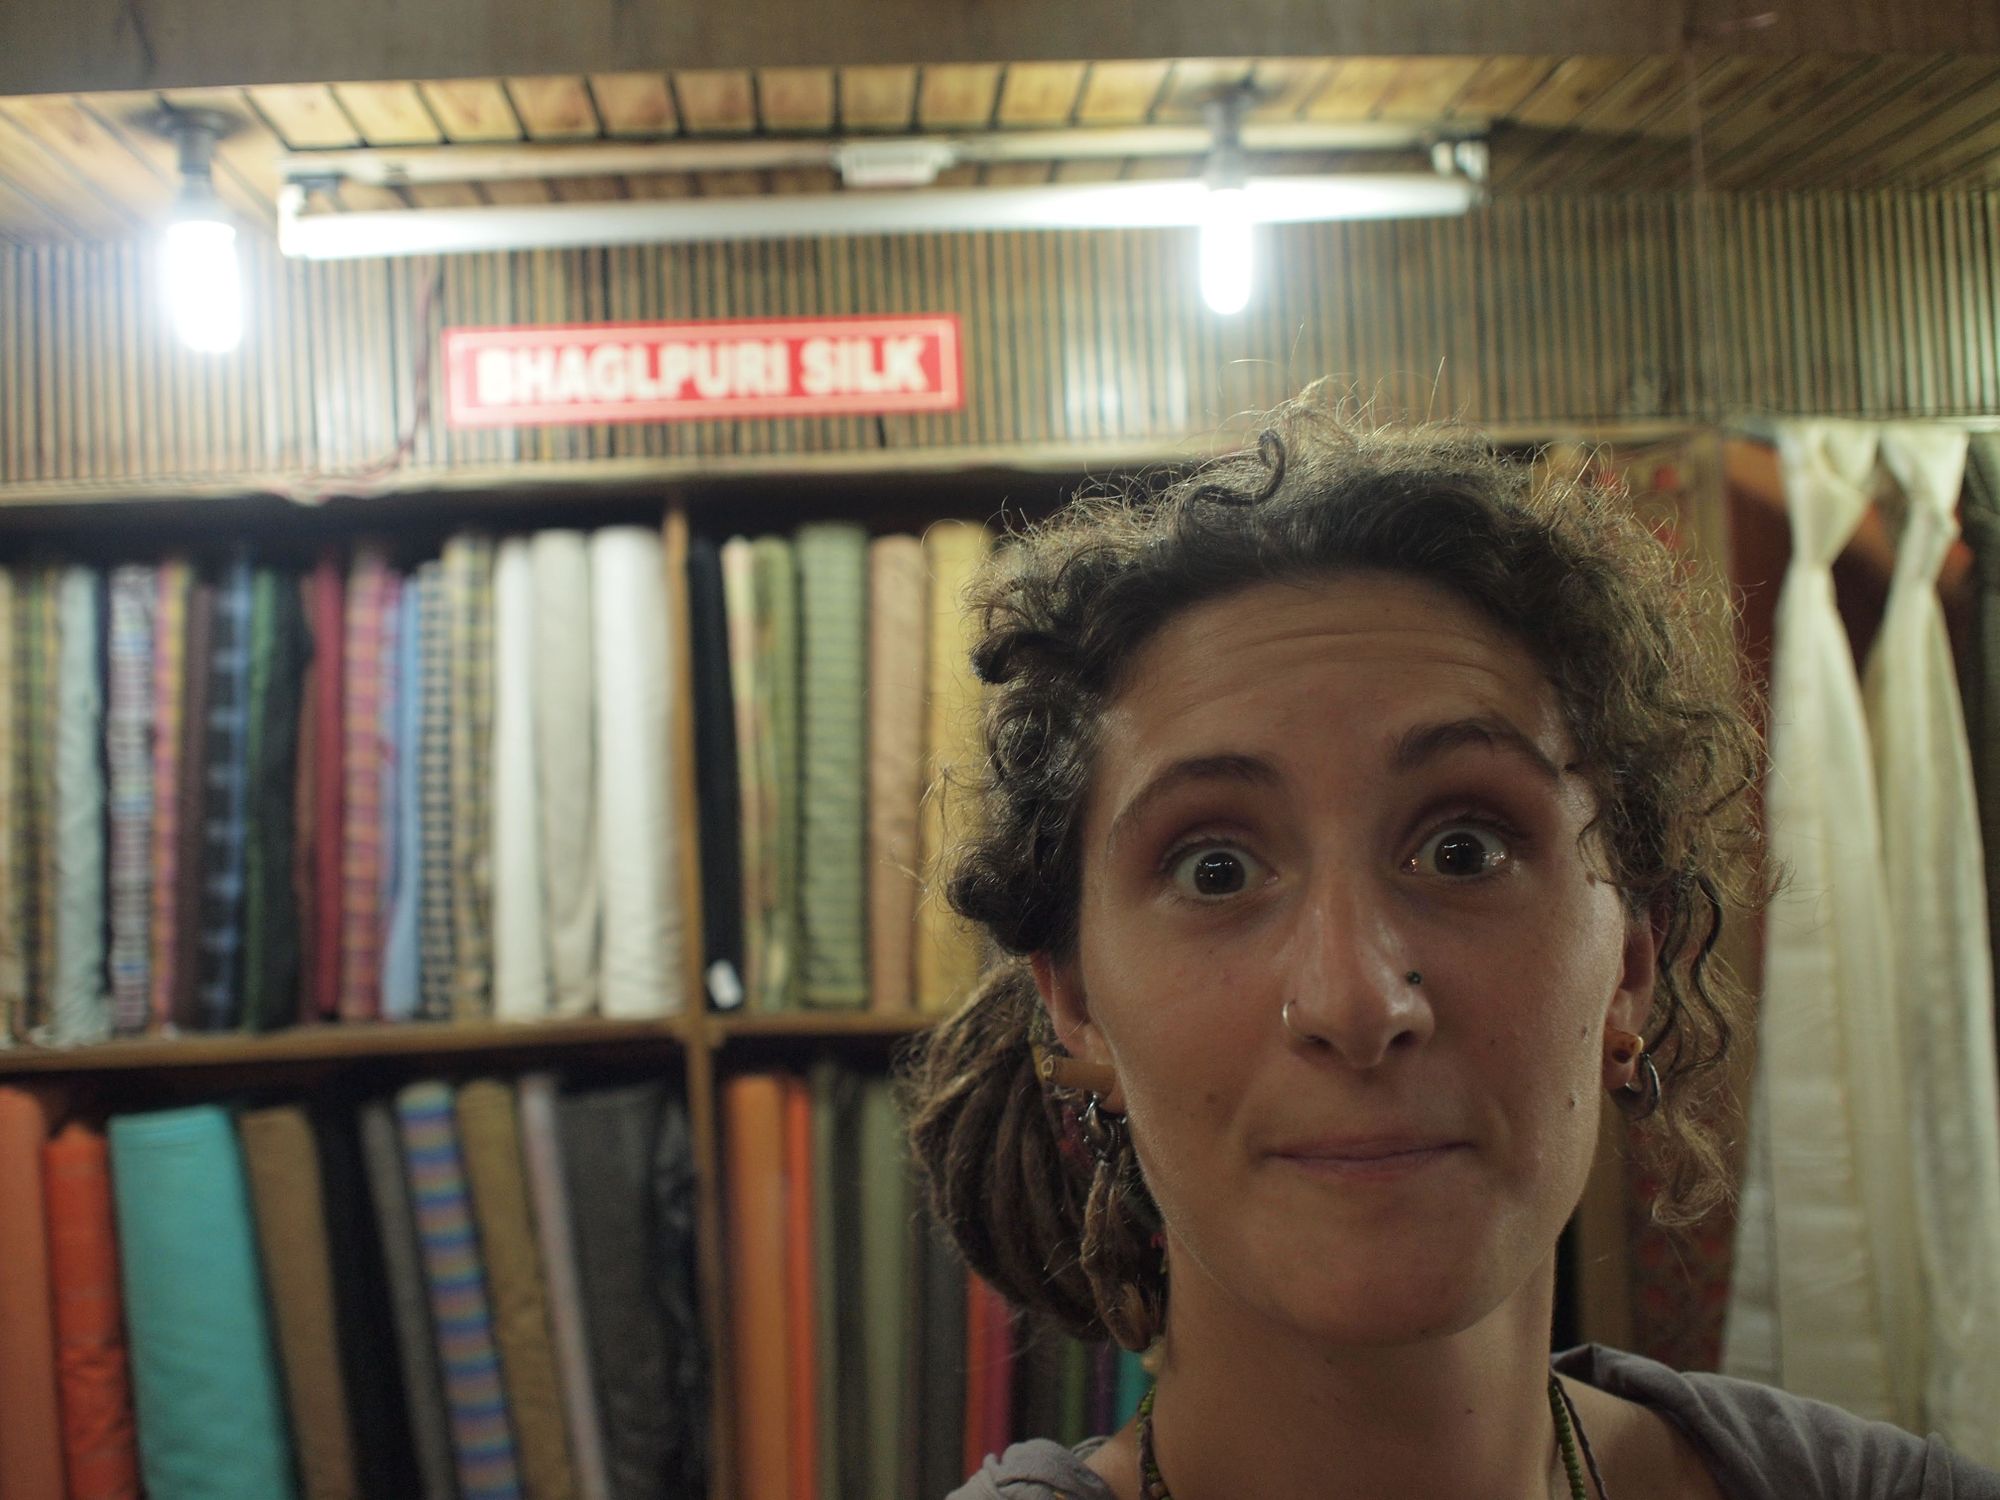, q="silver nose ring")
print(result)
[1281,999,1329,1046]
